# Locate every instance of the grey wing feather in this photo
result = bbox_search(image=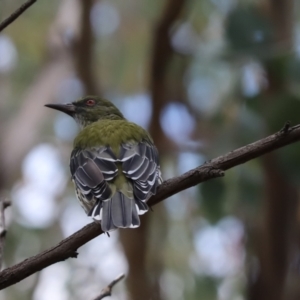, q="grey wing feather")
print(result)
[120,141,162,205]
[70,147,118,209]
